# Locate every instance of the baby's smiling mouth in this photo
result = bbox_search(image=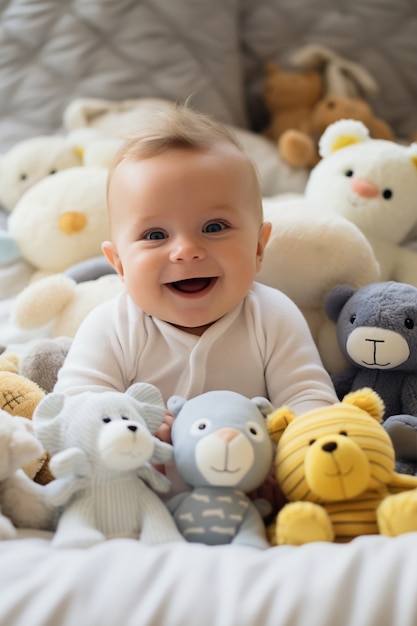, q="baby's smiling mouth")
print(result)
[167,277,217,294]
